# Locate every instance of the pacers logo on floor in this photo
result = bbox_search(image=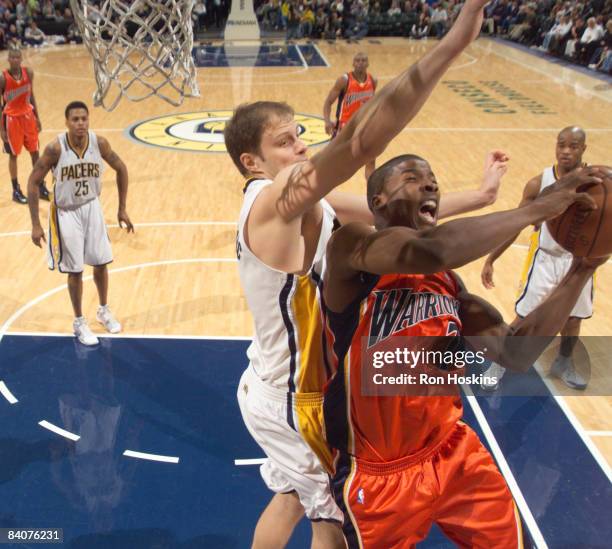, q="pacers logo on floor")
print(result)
[128,111,329,153]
